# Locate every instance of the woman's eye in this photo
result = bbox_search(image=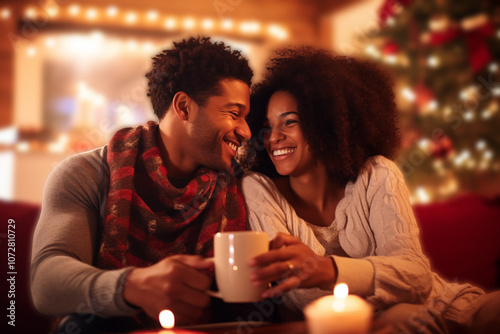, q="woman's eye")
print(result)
[284,120,298,126]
